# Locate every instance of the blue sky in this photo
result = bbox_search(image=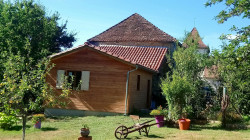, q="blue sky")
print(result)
[38,0,249,51]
